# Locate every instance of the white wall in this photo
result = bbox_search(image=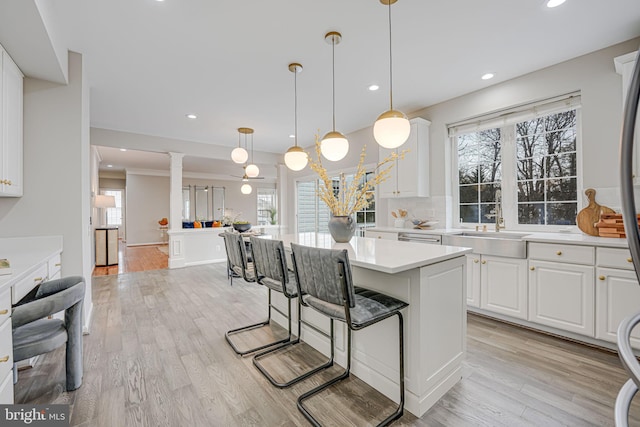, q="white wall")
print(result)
[284,37,640,232]
[125,173,169,245]
[0,52,93,330]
